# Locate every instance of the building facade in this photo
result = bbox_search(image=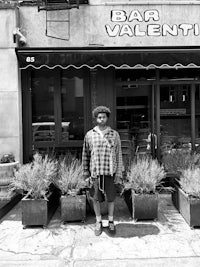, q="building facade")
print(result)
[1,0,200,163]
